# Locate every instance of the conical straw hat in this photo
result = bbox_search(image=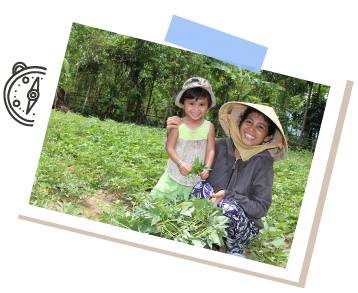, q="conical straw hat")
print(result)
[219,102,288,162]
